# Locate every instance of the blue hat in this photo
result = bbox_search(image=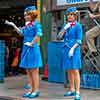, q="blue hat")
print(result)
[24,6,36,12]
[65,7,77,15]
